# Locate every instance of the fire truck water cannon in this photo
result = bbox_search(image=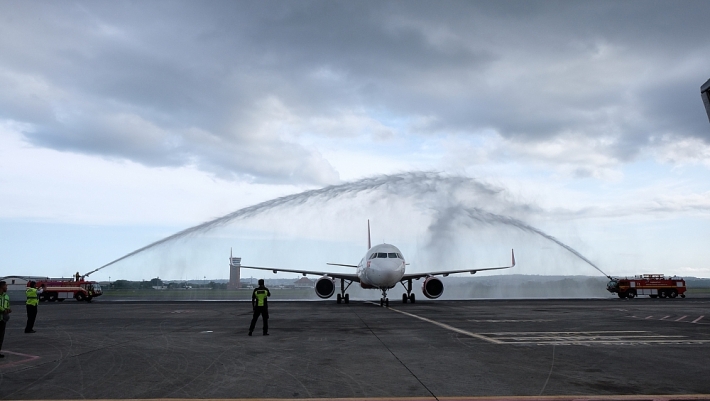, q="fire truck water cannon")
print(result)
[31,270,104,303]
[606,274,686,299]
